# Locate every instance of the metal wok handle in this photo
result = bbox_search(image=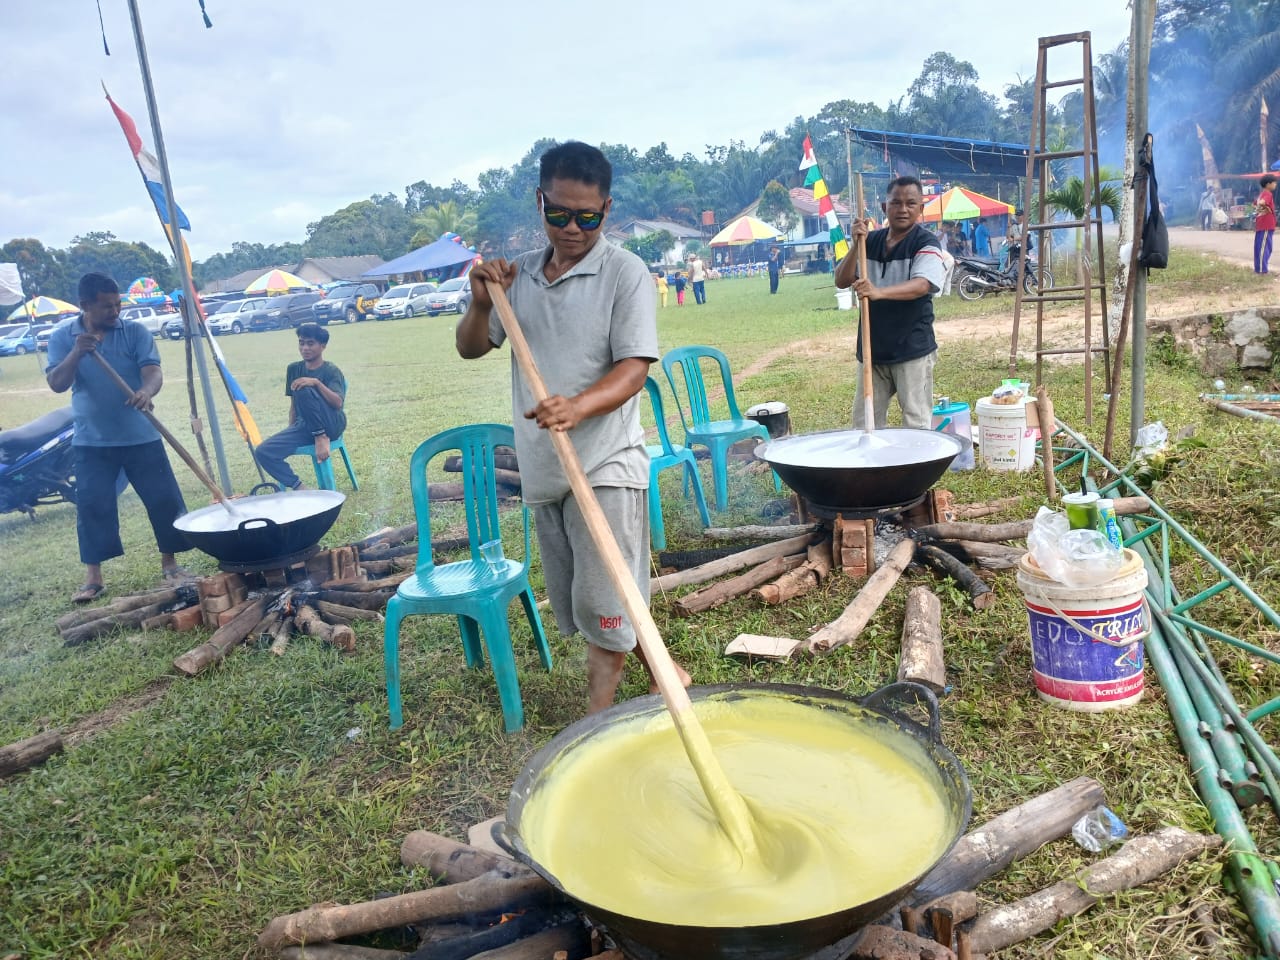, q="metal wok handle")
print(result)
[490,819,518,858]
[860,681,942,744]
[237,516,279,532]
